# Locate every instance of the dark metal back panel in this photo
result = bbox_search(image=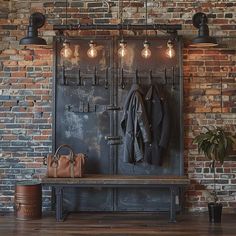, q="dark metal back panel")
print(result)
[53,36,183,211]
[114,37,183,211]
